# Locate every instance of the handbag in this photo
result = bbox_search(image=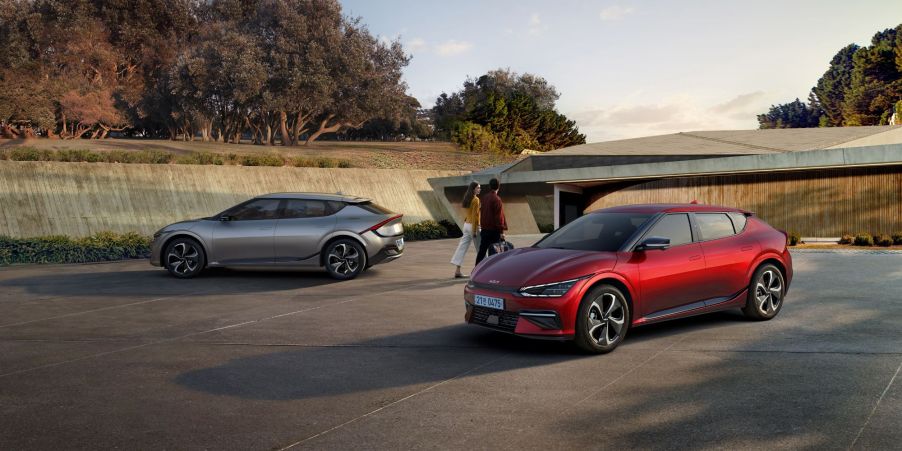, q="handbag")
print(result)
[492,240,515,254]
